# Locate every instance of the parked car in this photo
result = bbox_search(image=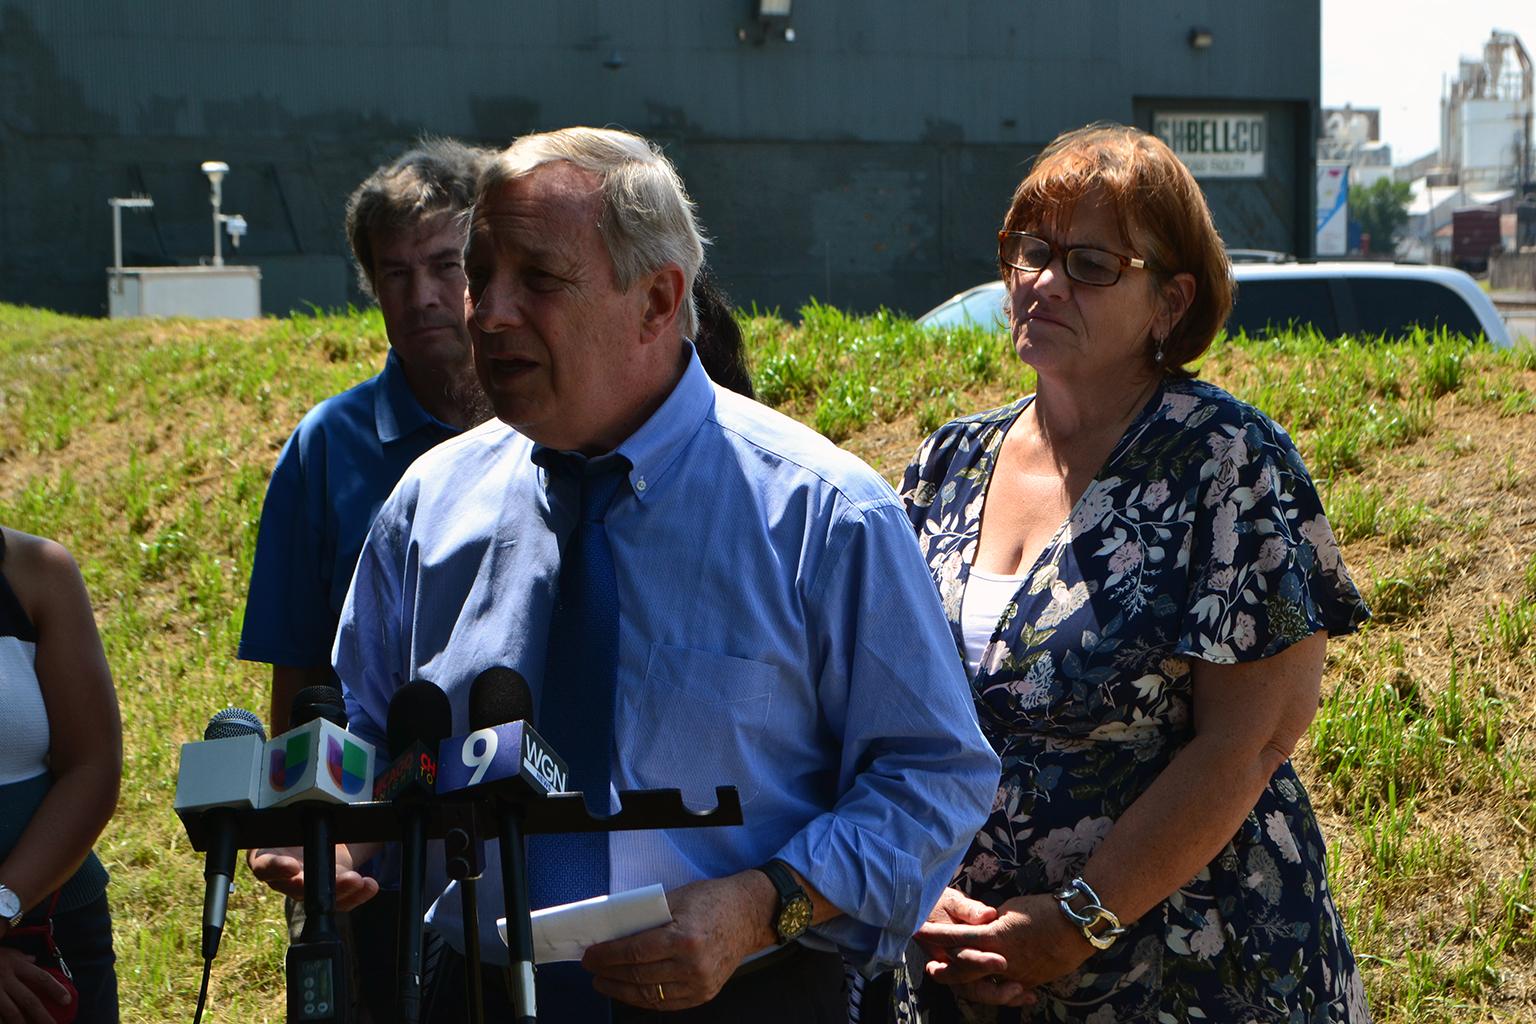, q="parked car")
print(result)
[1225,248,1291,264]
[914,281,1007,331]
[916,262,1513,347]
[1225,262,1512,347]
